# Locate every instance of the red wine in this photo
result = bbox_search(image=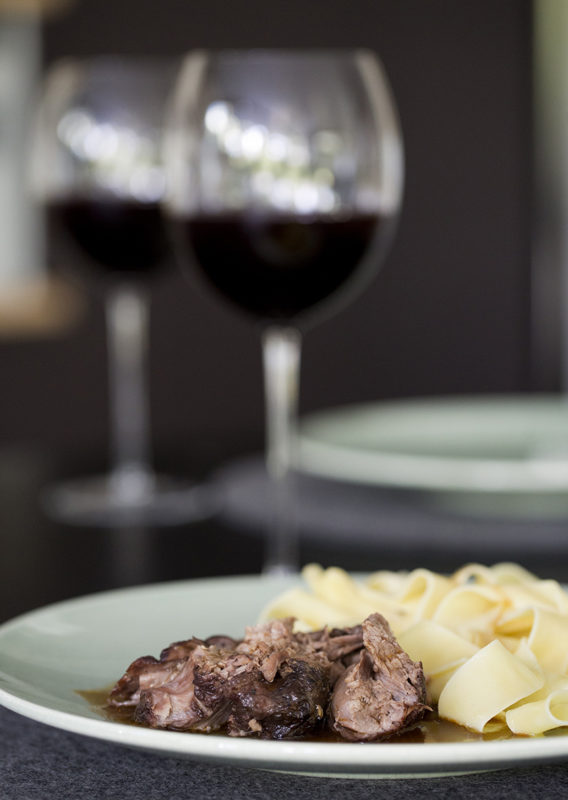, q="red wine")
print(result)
[48,197,168,279]
[173,213,392,321]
